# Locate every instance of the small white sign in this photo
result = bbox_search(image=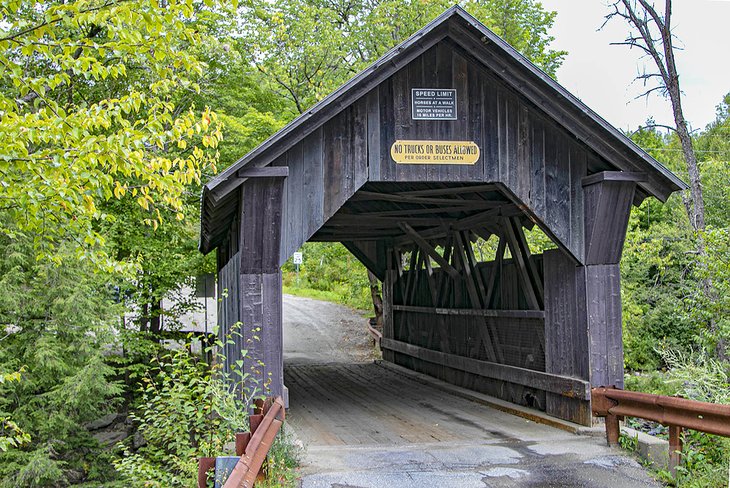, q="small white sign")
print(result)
[292,252,303,265]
